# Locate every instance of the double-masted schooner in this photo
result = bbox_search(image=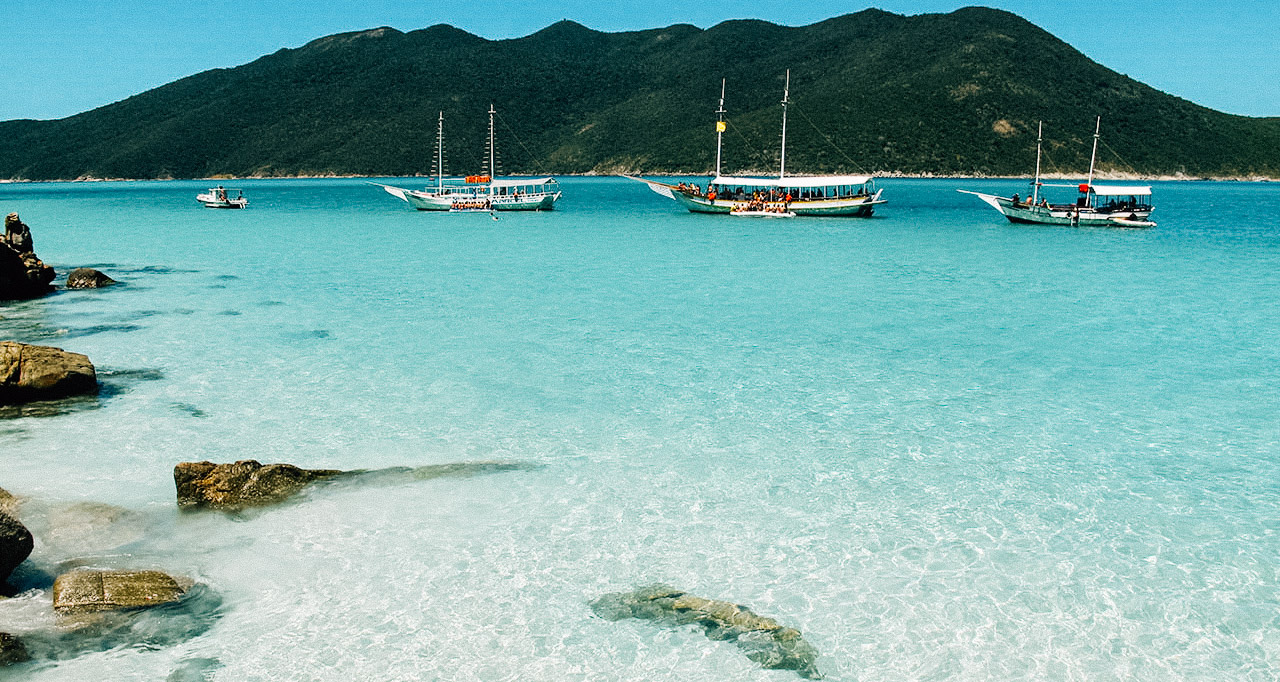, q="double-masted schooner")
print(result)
[630,72,886,217]
[373,105,561,212]
[959,118,1156,228]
